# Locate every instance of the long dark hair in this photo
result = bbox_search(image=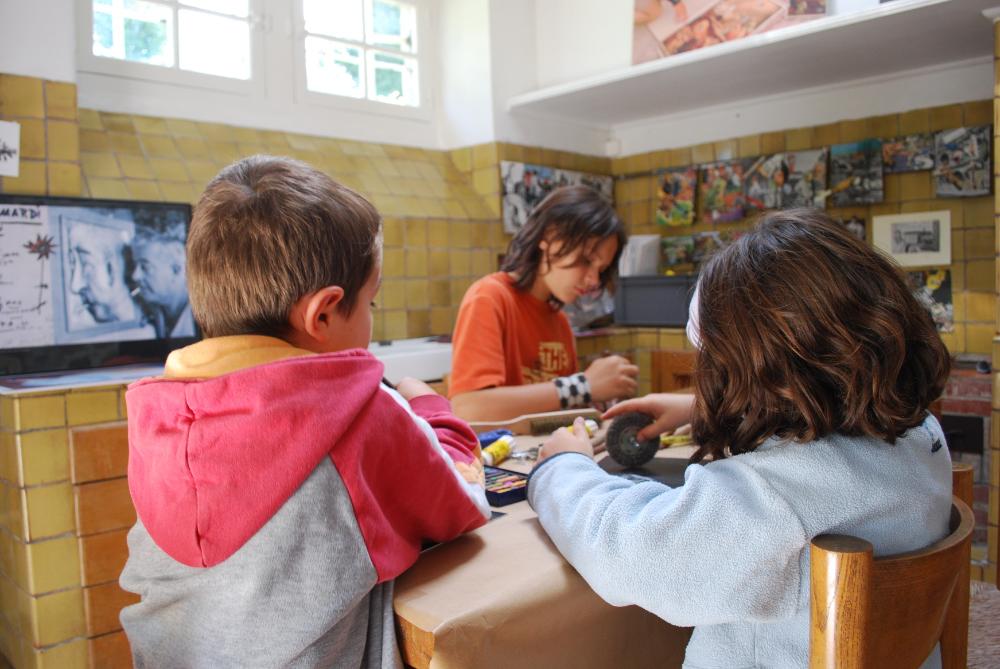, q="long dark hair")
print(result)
[690,208,950,463]
[501,185,626,293]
